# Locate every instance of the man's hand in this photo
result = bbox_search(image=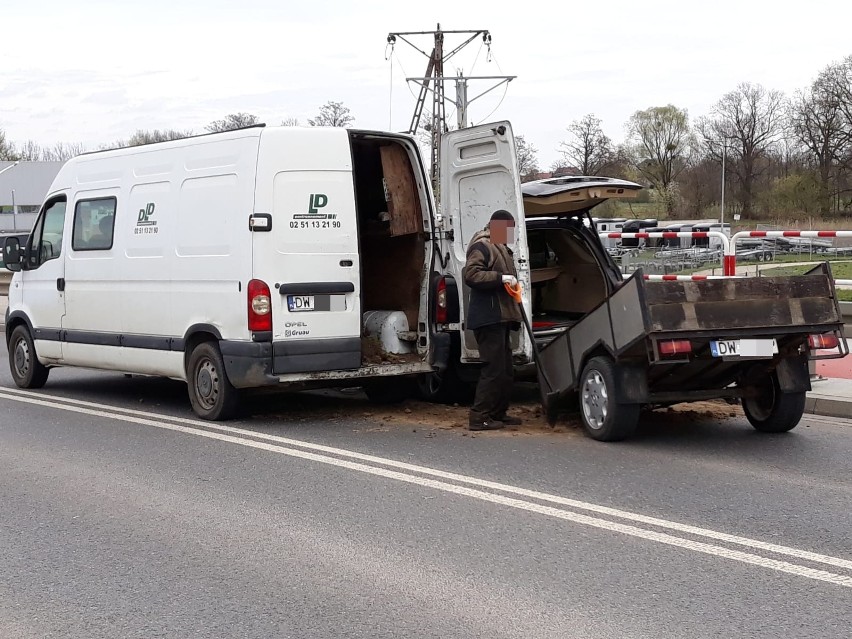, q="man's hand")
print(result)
[501,275,518,287]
